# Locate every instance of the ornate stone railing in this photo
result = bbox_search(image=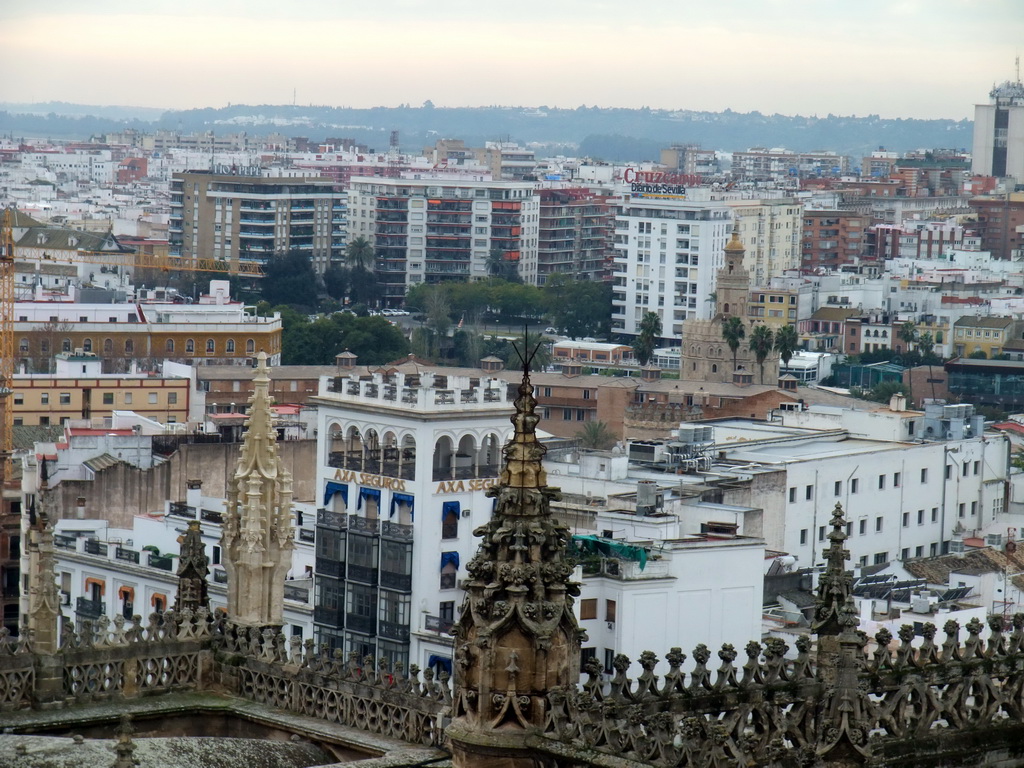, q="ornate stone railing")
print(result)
[0,628,35,711]
[213,621,451,747]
